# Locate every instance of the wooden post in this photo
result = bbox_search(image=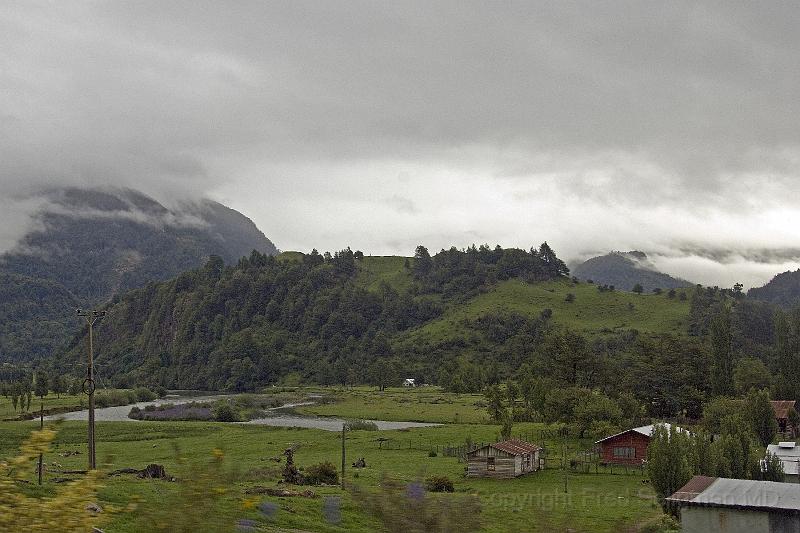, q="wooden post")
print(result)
[341,424,346,489]
[38,399,43,485]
